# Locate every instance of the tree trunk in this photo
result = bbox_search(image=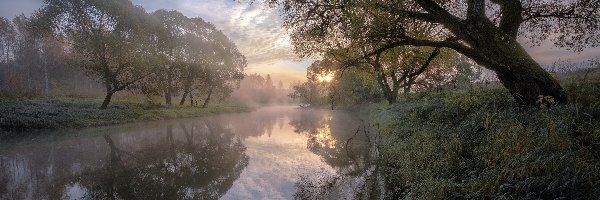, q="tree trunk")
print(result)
[452,20,568,106]
[494,62,566,105]
[404,77,415,93]
[100,77,114,109]
[180,74,193,106]
[202,87,214,108]
[190,93,194,107]
[43,60,49,95]
[44,66,49,95]
[479,36,567,105]
[330,95,335,110]
[164,71,173,106]
[164,90,172,106]
[376,74,397,104]
[180,89,189,106]
[100,90,114,109]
